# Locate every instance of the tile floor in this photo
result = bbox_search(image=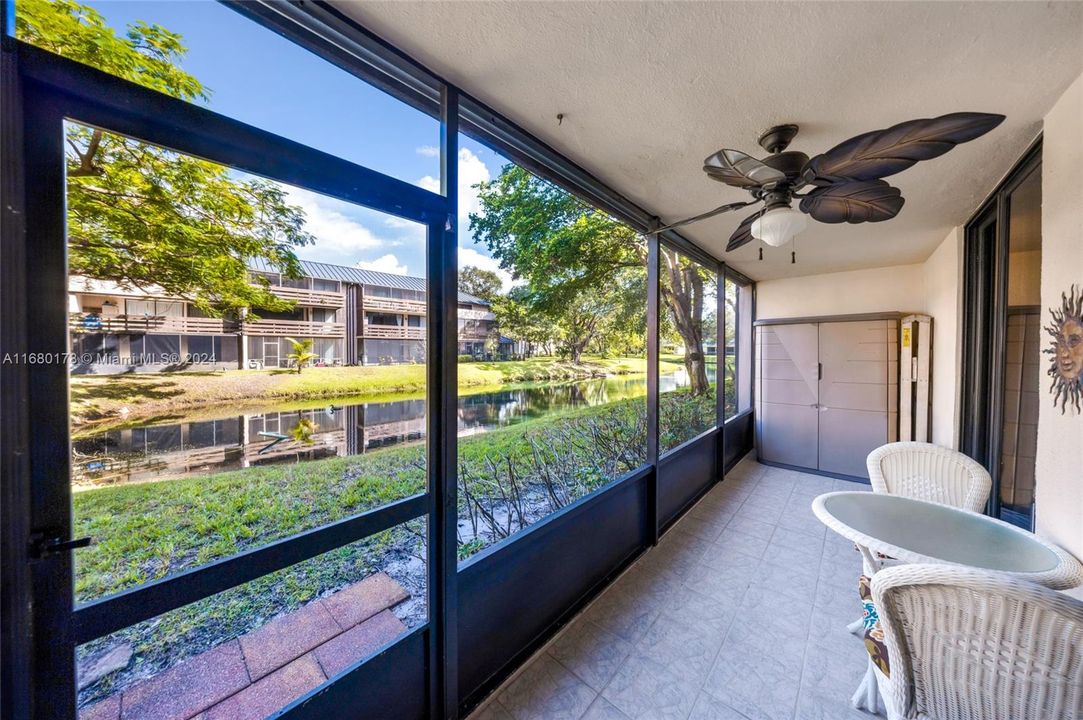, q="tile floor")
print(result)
[469,458,876,720]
